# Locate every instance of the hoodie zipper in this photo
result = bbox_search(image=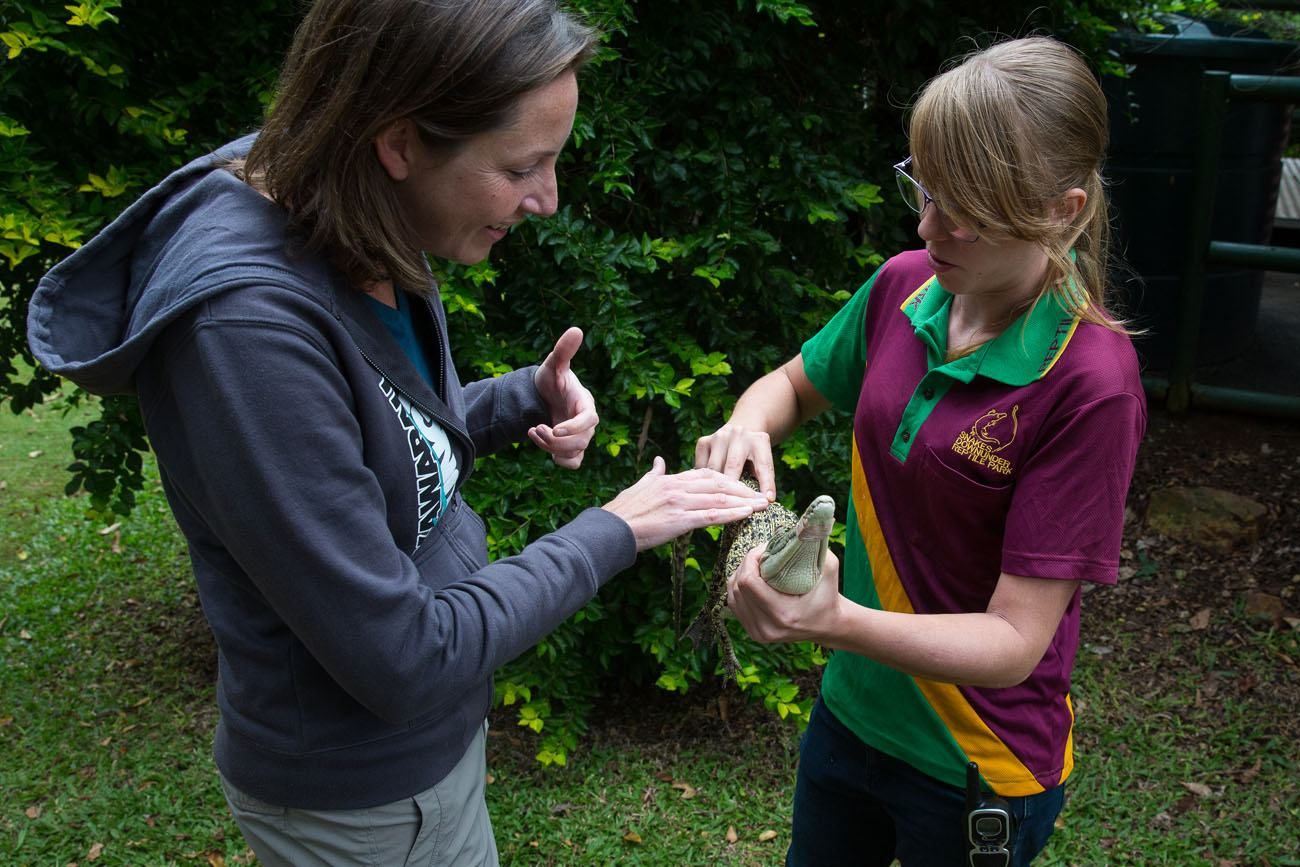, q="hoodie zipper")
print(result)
[334,306,477,490]
[418,296,447,401]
